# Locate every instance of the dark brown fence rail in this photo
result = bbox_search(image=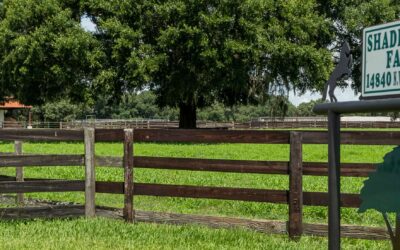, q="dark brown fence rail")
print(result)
[0,128,393,241]
[2,128,400,145]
